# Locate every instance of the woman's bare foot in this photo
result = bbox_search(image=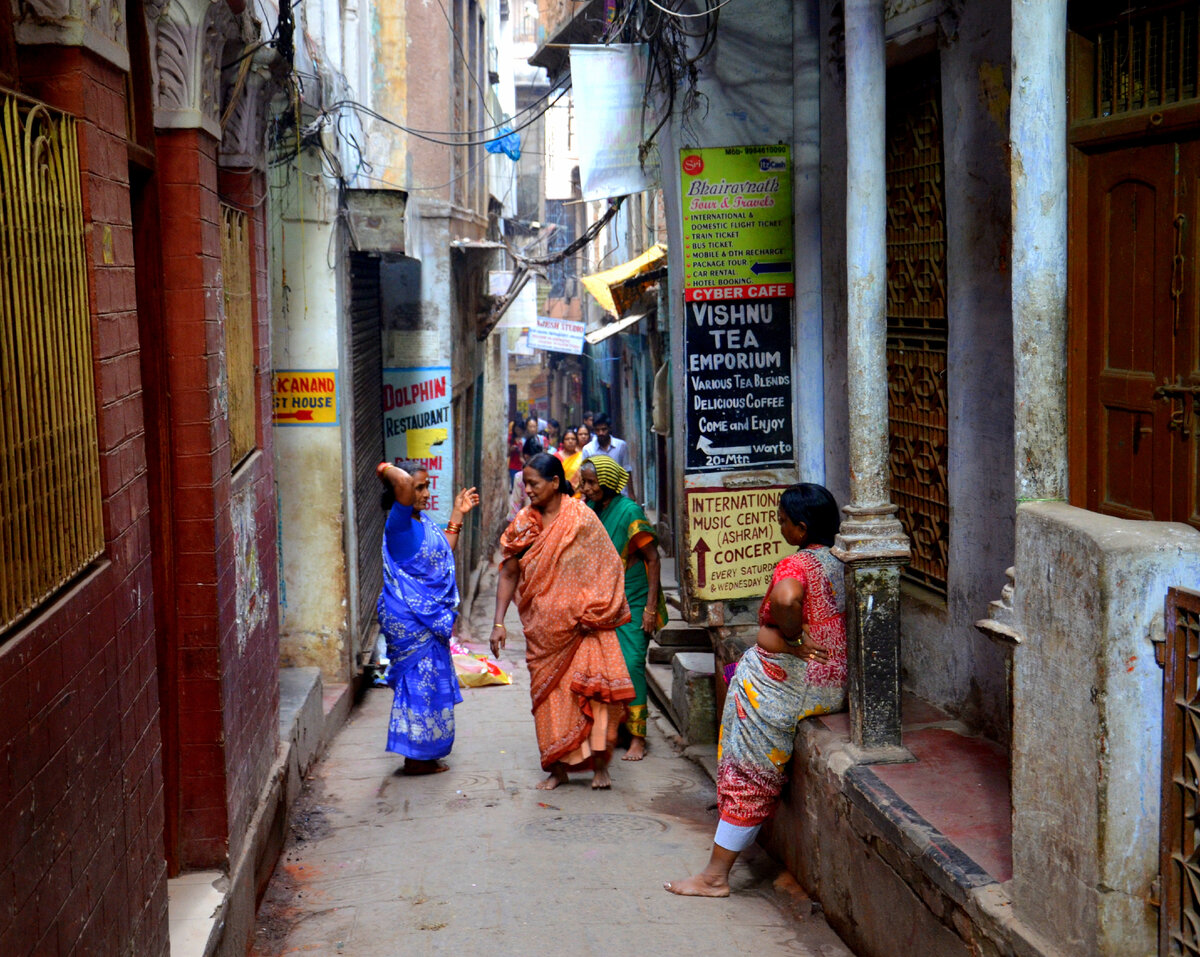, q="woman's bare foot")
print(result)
[591,766,612,789]
[622,737,646,761]
[536,766,568,790]
[663,873,731,897]
[401,758,448,776]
